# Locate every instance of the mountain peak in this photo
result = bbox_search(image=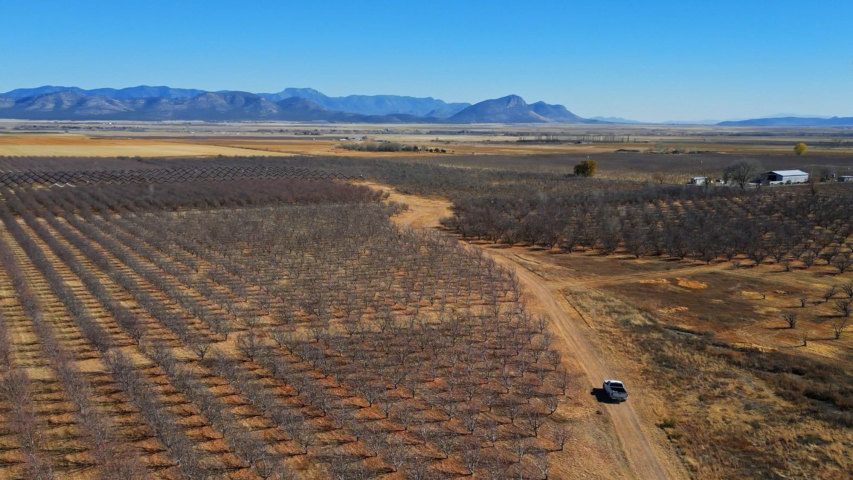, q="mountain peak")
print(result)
[256,88,468,117]
[447,95,591,124]
[282,87,324,96]
[2,86,86,98]
[529,101,582,122]
[499,95,527,107]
